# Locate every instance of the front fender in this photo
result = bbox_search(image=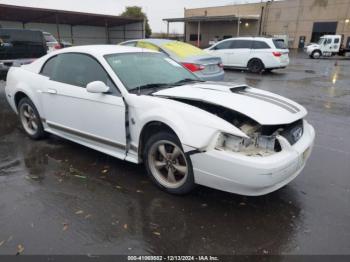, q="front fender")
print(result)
[135,106,219,150]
